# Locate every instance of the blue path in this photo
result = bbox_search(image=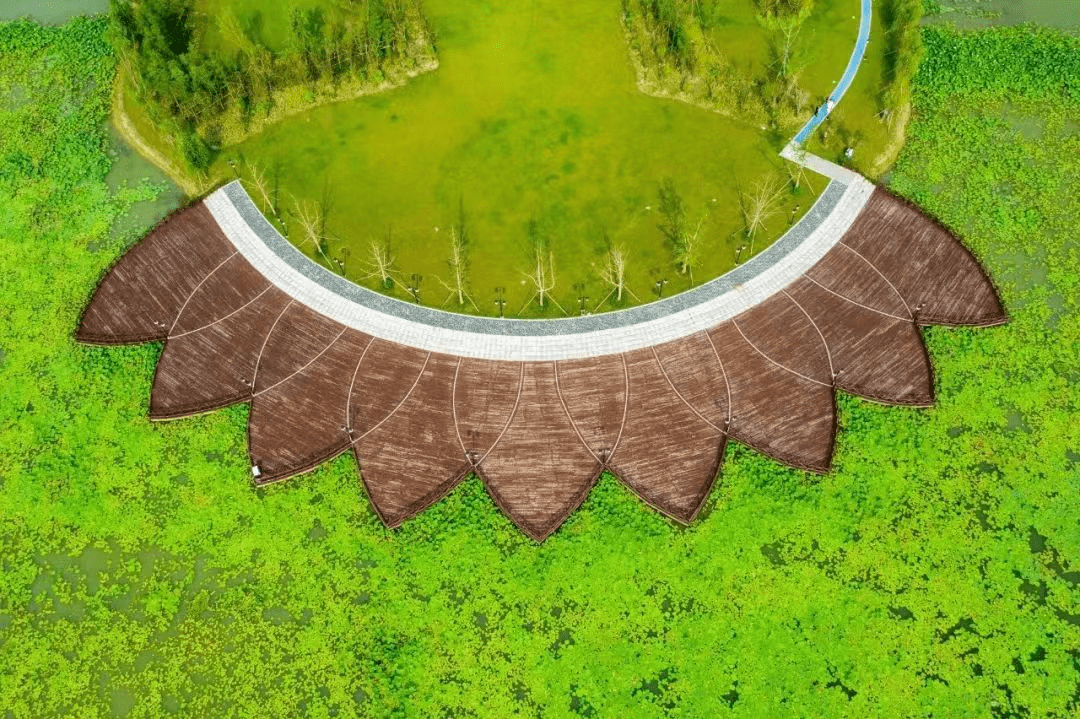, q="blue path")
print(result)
[793,0,873,144]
